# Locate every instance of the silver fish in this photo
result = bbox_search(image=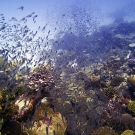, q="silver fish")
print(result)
[17,6,24,10]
